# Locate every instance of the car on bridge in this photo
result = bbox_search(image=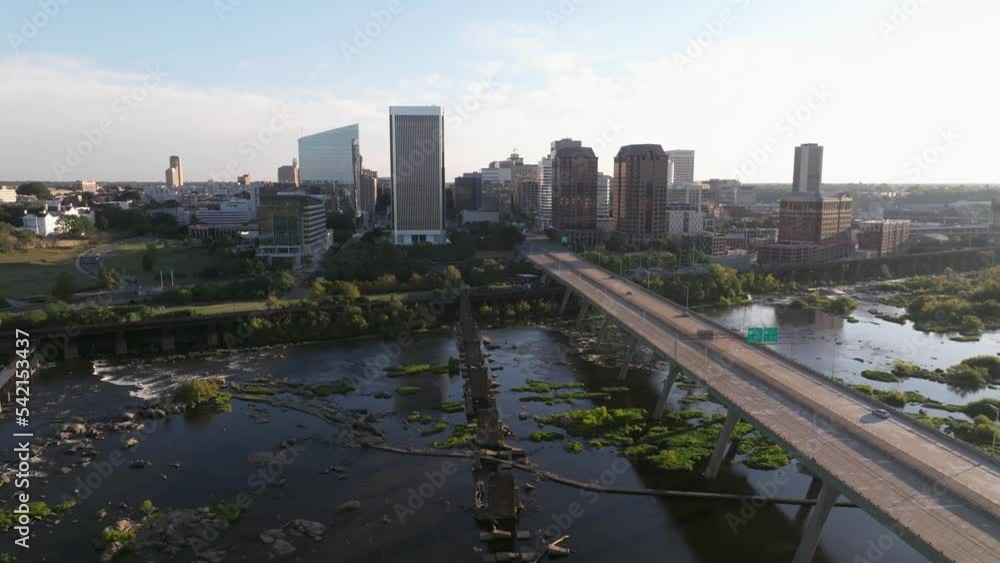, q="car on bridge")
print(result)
[872,408,891,420]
